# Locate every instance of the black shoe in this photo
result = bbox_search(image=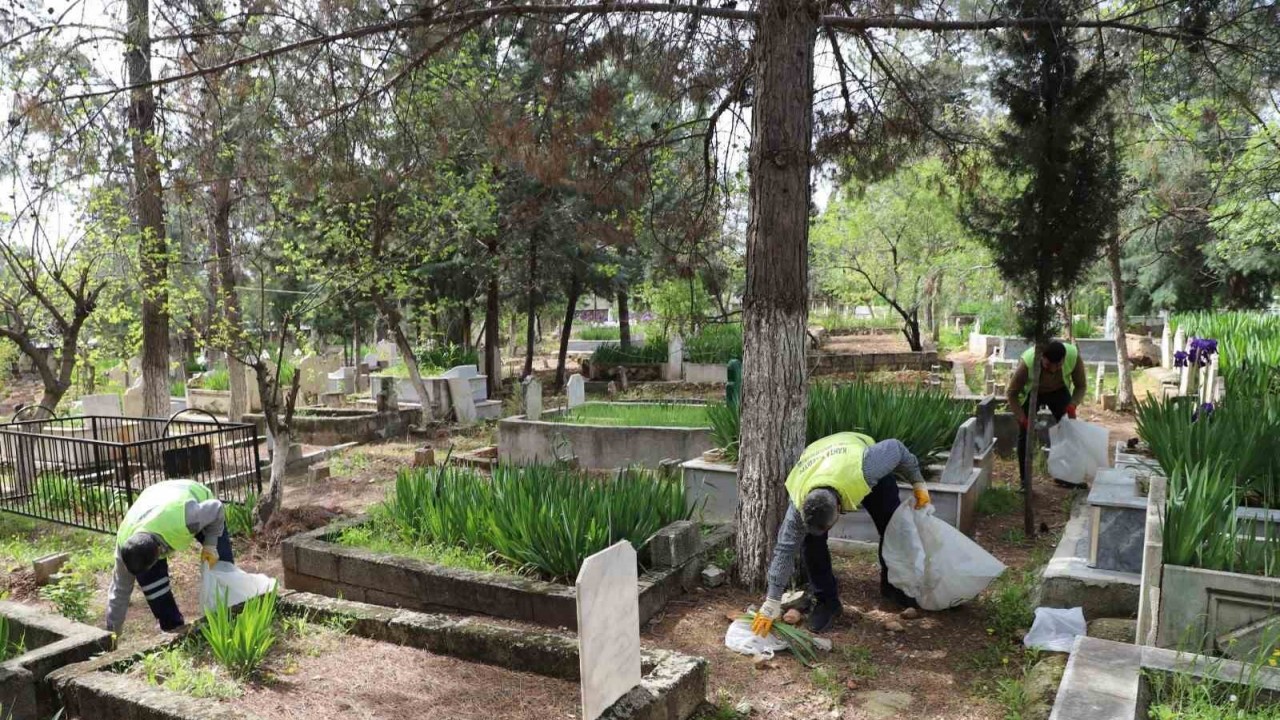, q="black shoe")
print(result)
[807,599,843,633]
[880,582,919,610]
